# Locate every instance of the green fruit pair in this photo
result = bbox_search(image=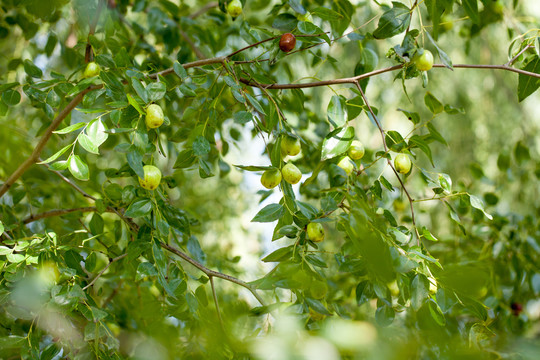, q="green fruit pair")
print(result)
[260,163,302,189]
